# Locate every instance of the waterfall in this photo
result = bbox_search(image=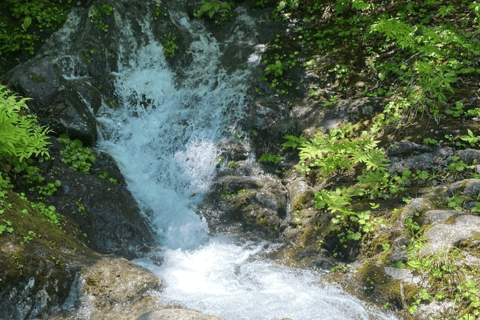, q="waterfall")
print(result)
[46,1,398,319]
